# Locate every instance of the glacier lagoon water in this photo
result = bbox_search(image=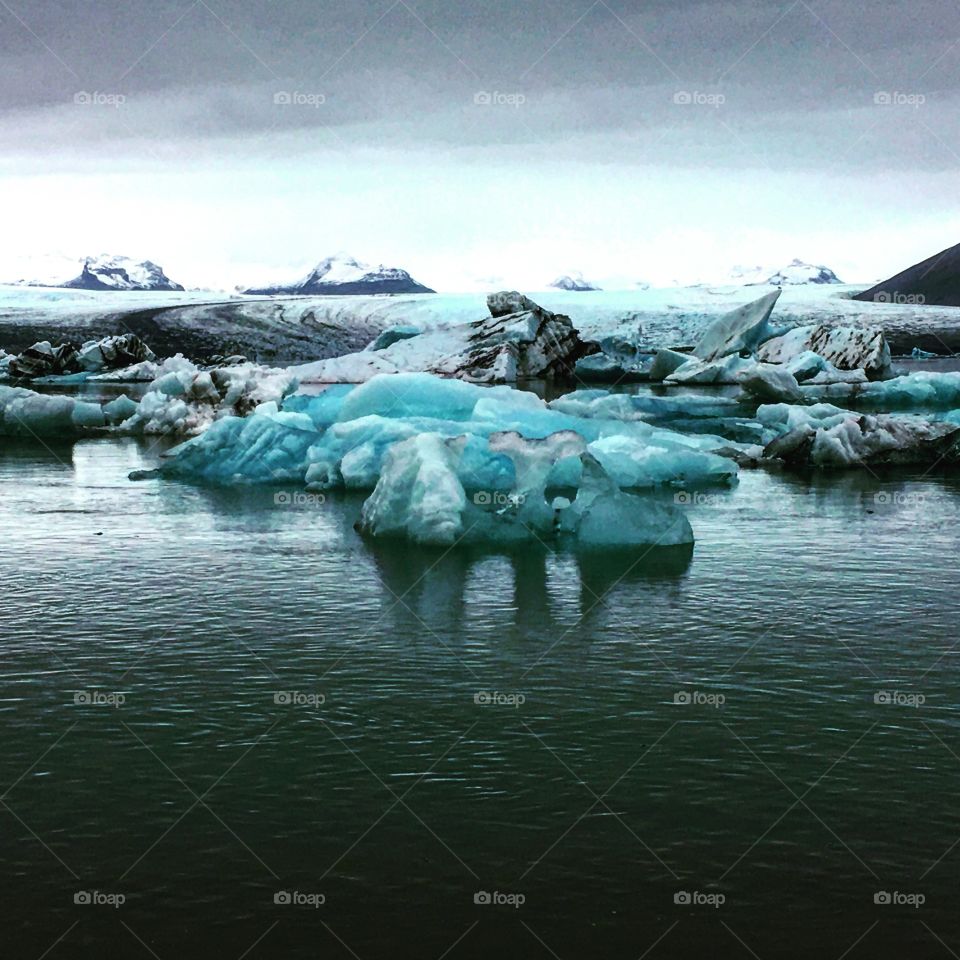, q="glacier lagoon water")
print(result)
[2,425,960,958]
